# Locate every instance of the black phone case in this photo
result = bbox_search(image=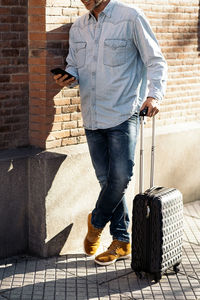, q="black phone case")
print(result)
[50,68,74,79]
